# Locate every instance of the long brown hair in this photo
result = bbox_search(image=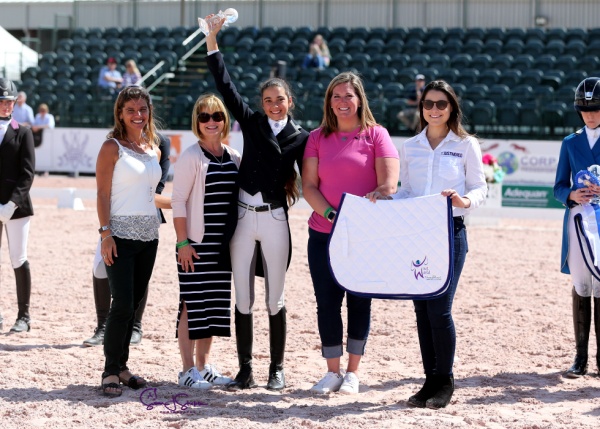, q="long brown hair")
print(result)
[108,86,159,147]
[320,72,377,137]
[418,80,470,139]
